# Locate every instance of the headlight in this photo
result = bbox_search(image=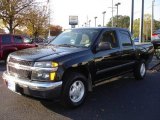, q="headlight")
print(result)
[32,62,58,81]
[32,71,56,81]
[34,62,58,68]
